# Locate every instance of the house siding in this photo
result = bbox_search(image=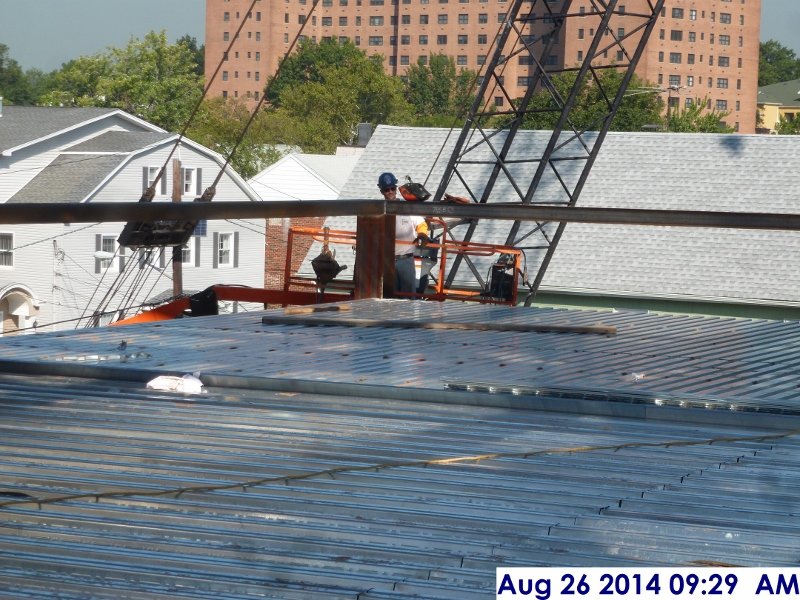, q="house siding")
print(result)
[1,109,265,332]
